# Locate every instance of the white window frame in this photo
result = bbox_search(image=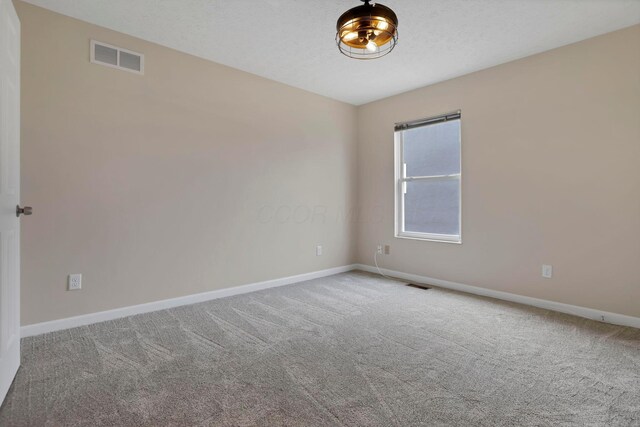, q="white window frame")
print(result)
[394,113,462,244]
